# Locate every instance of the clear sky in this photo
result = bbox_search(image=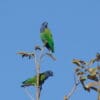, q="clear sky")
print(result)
[0,0,100,100]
